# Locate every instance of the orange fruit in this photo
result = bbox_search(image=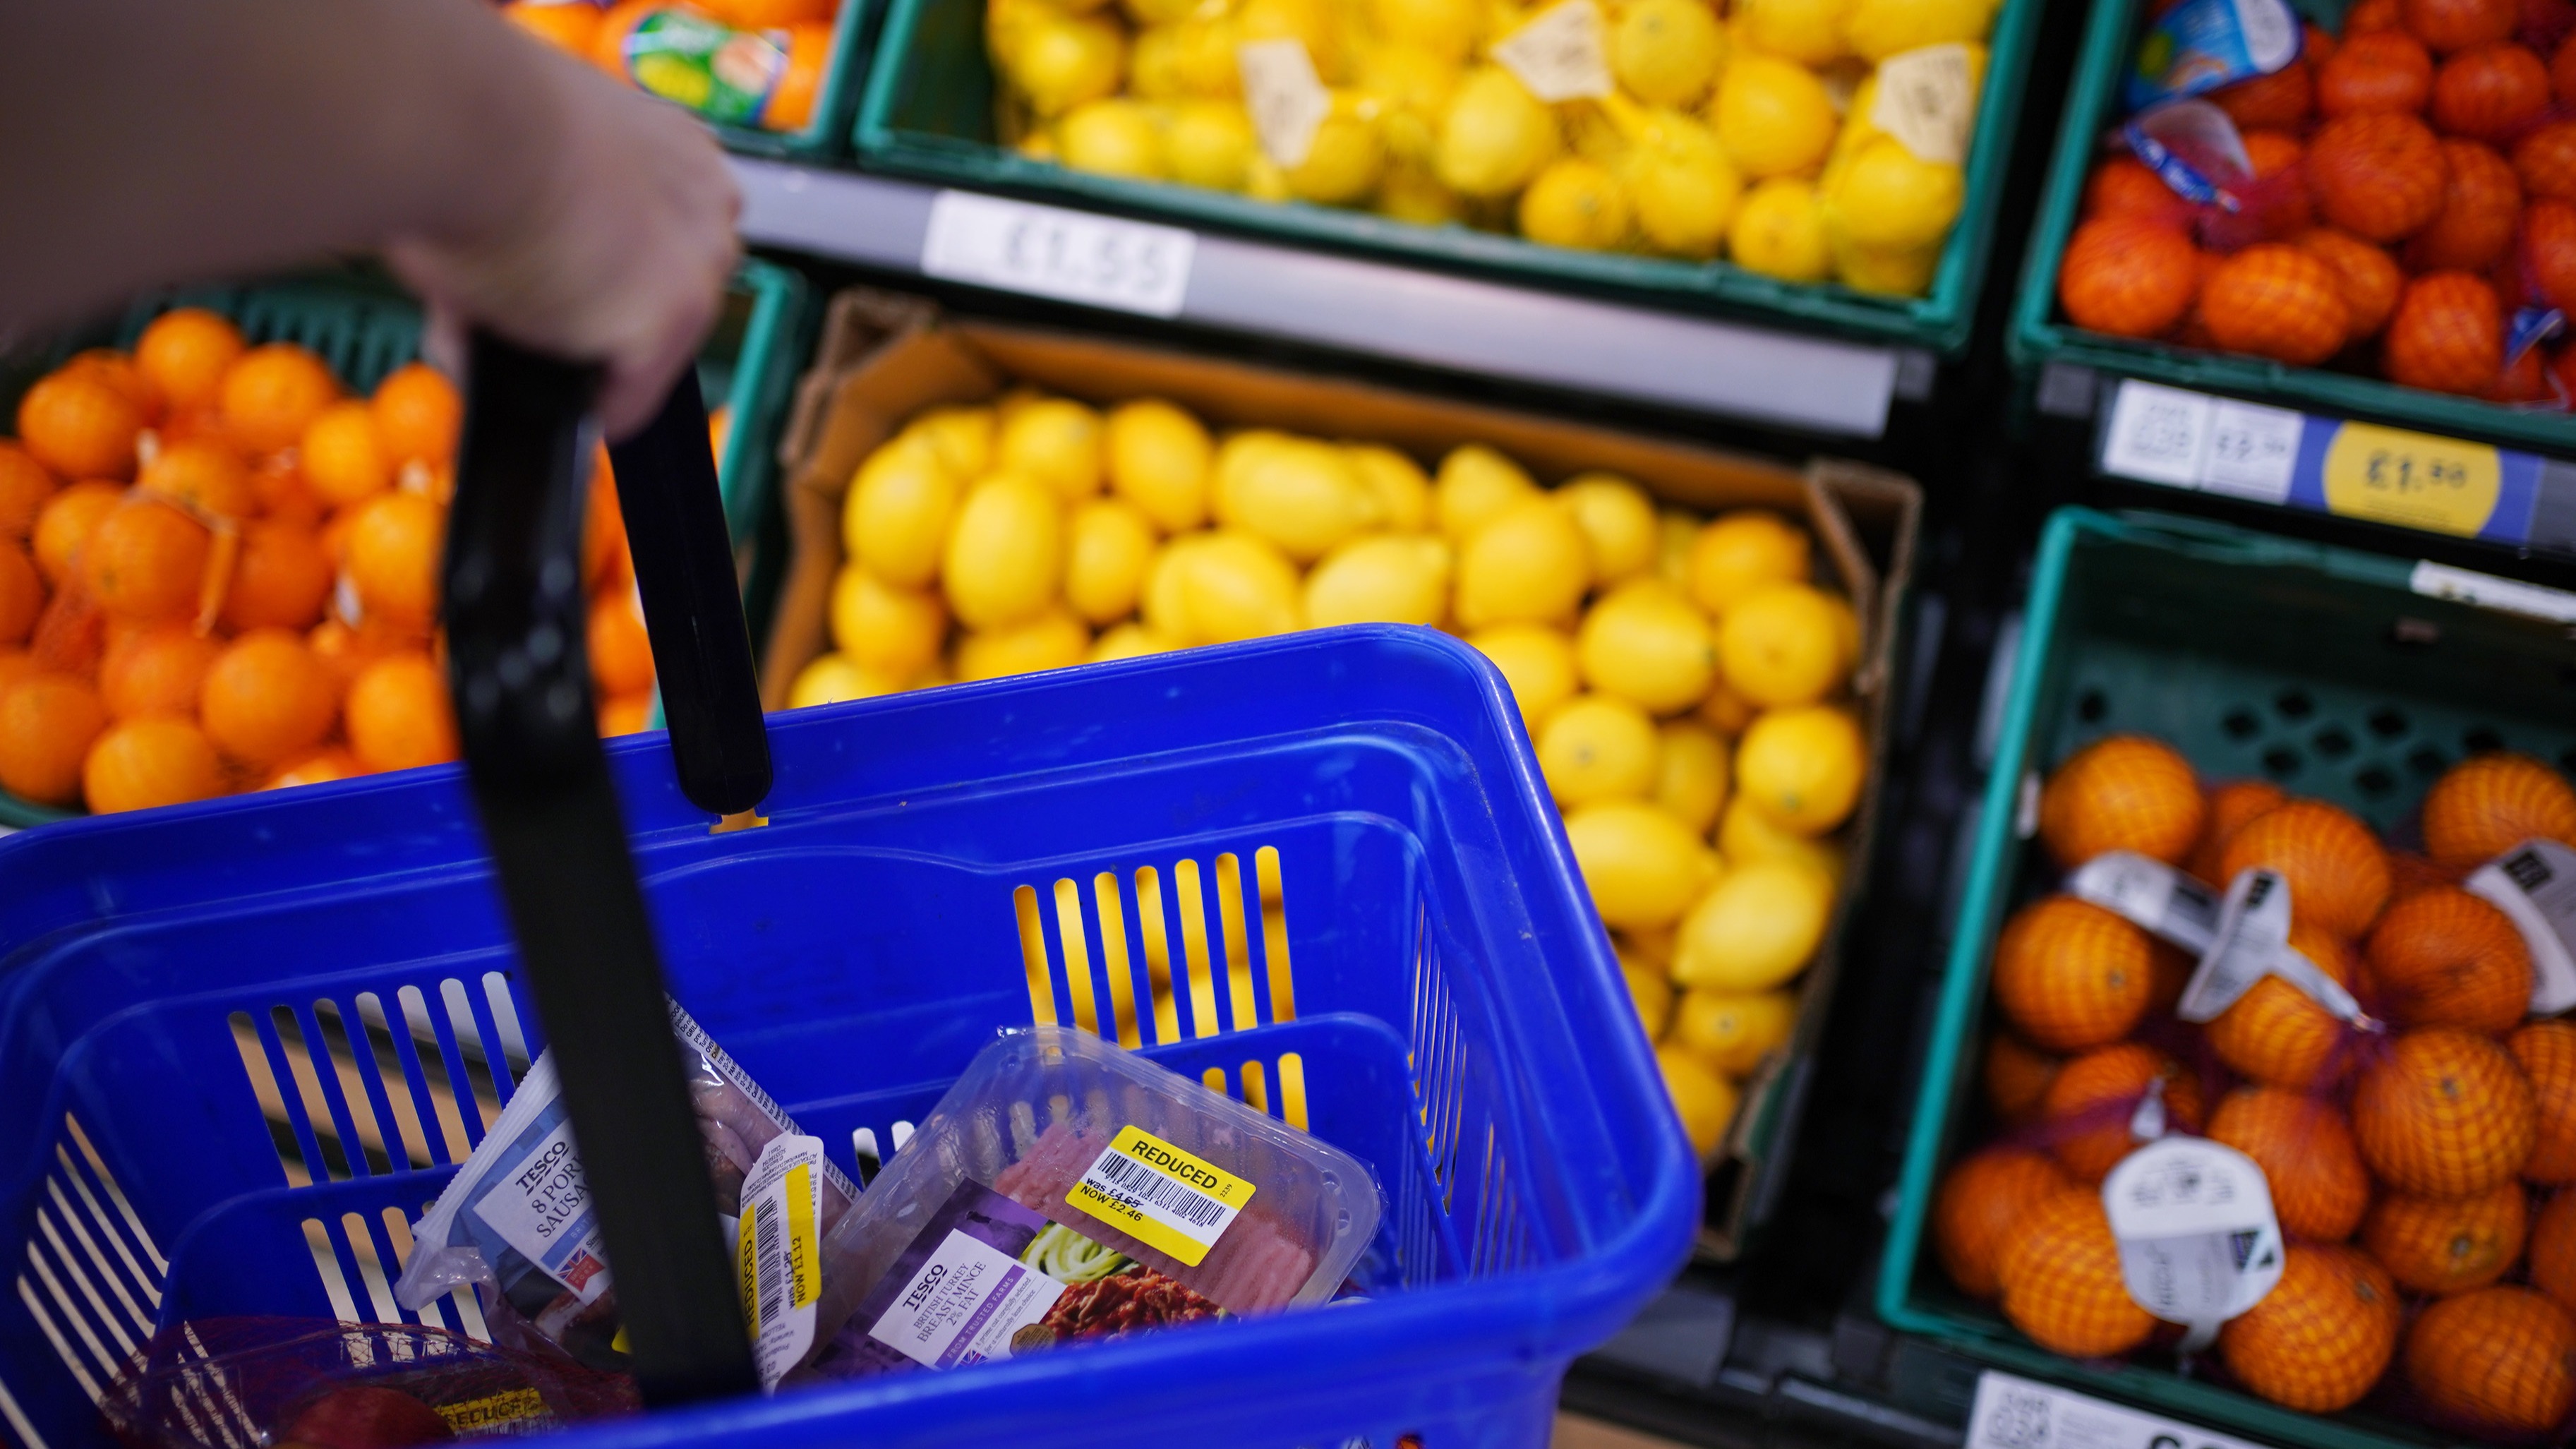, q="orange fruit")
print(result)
[136,438,255,519]
[1996,1189,2159,1358]
[2040,1042,2204,1183]
[2402,1287,2576,1436]
[81,716,224,814]
[30,481,121,587]
[2038,734,2205,869]
[79,497,210,624]
[308,616,421,694]
[2058,216,2202,338]
[2534,1191,2576,1313]
[2363,1180,2527,1294]
[589,591,655,697]
[2189,777,2289,883]
[134,310,245,415]
[2218,1244,2400,1413]
[2519,121,2576,205]
[2433,42,2552,141]
[2214,61,2314,131]
[2387,848,2452,900]
[0,673,107,805]
[2527,200,2576,318]
[300,400,391,507]
[2350,0,2403,32]
[2400,0,2517,53]
[2310,112,2450,242]
[2560,30,2576,104]
[370,364,462,469]
[344,491,444,629]
[0,443,57,538]
[2203,244,2350,366]
[219,344,339,455]
[2145,938,2192,1016]
[2422,752,2576,867]
[2318,30,2436,114]
[764,23,832,131]
[2209,922,2369,1089]
[2406,139,2522,274]
[0,542,37,647]
[2227,131,2316,242]
[2083,158,2190,227]
[264,748,366,790]
[2208,1087,2371,1241]
[1990,897,2154,1052]
[2385,271,2505,395]
[2488,343,2556,404]
[598,692,656,738]
[1934,1148,2074,1299]
[62,352,160,427]
[2354,1028,2537,1196]
[199,628,337,769]
[2364,884,2533,1033]
[1983,1030,2062,1124]
[2512,1021,2576,1184]
[251,455,323,531]
[2293,229,2405,342]
[502,0,602,52]
[219,520,333,633]
[347,652,457,773]
[0,649,36,699]
[18,370,142,481]
[2217,798,2390,938]
[98,625,219,721]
